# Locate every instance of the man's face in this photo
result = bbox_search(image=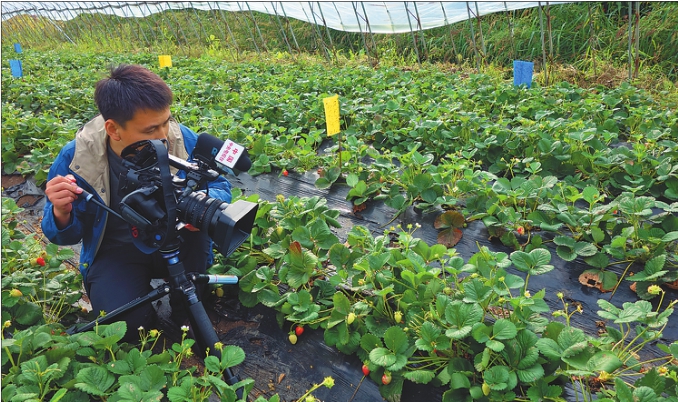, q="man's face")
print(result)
[105,107,172,155]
